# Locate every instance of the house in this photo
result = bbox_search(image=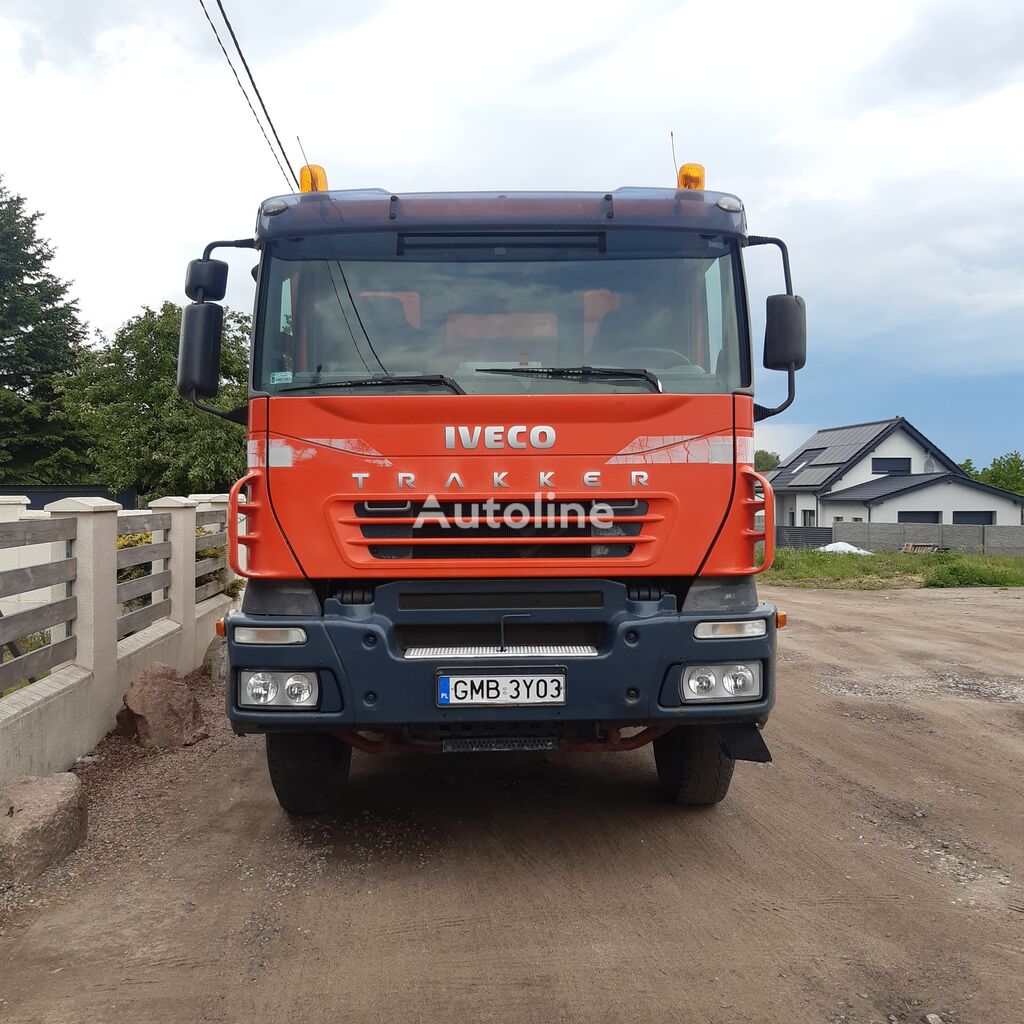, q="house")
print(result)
[766,418,1024,527]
